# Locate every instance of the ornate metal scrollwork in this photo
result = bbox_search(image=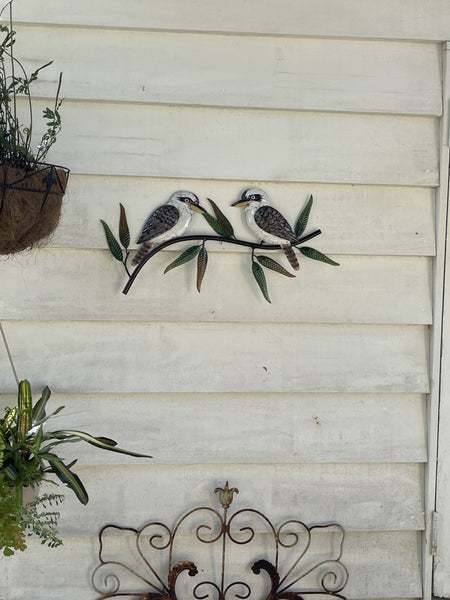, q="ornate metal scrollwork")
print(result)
[91,482,349,600]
